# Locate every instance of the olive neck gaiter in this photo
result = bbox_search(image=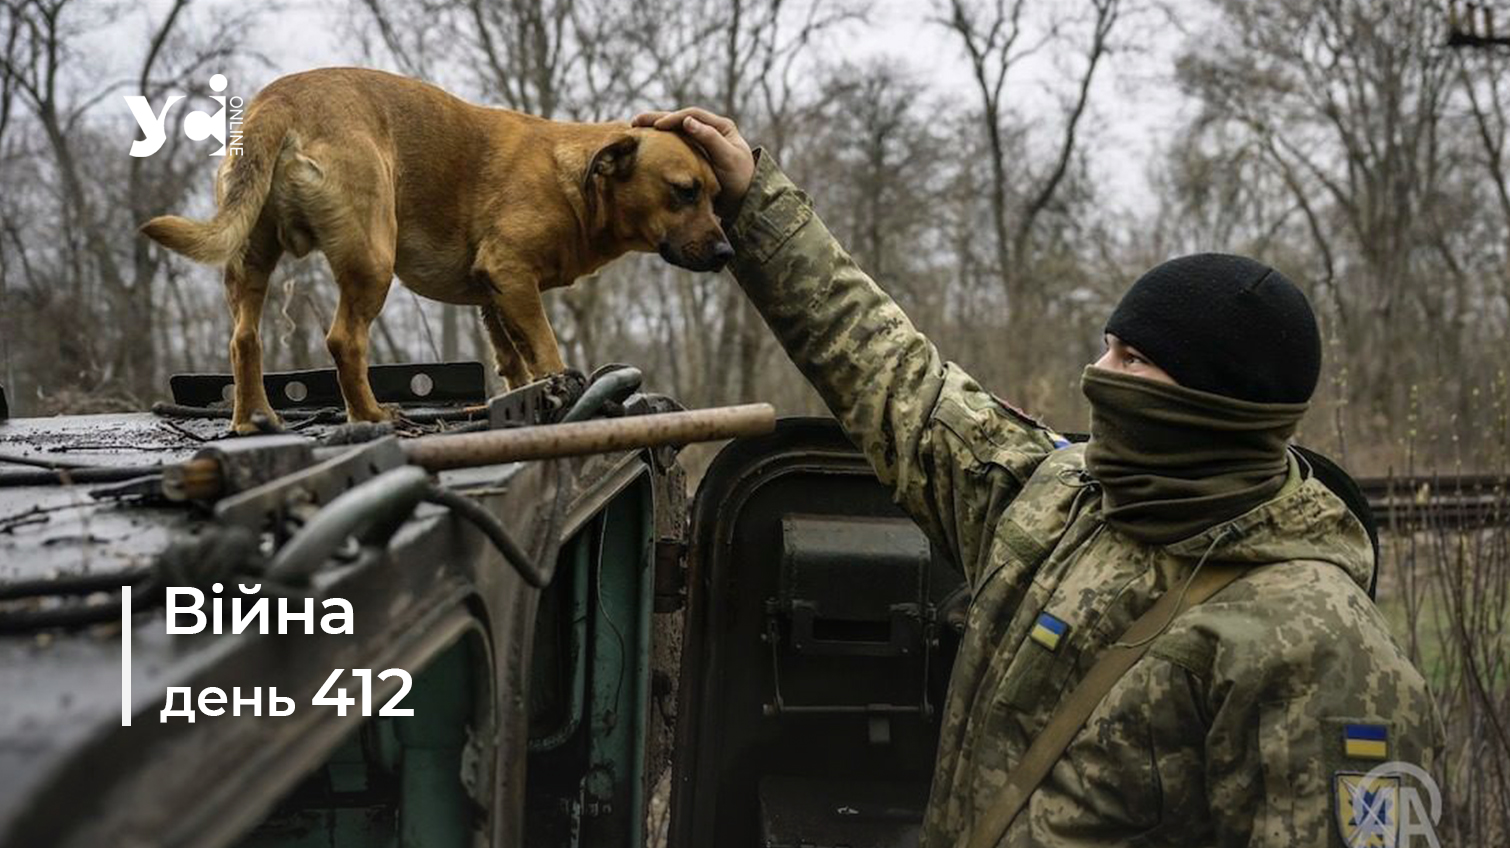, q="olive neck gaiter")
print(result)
[1080,366,1308,545]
